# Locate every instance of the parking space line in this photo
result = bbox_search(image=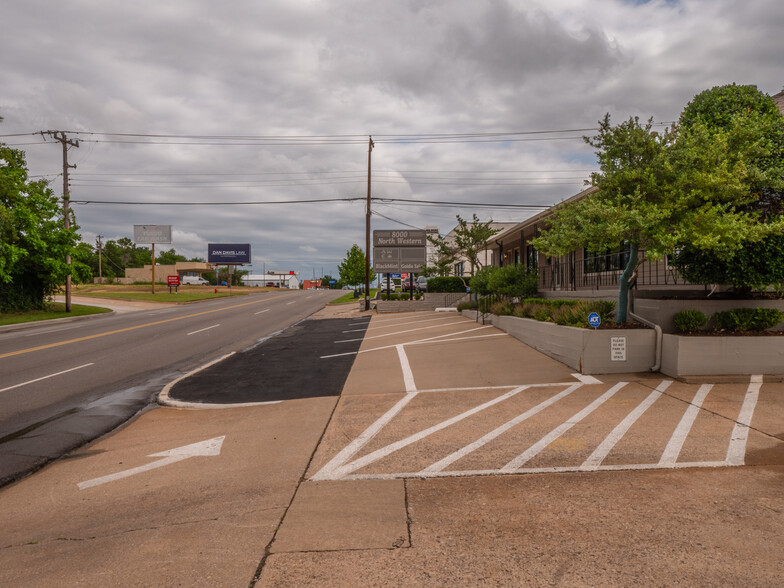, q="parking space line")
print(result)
[329,386,531,480]
[659,383,713,466]
[726,375,763,465]
[312,392,422,481]
[422,382,584,473]
[324,326,498,357]
[502,381,628,472]
[366,316,463,331]
[396,345,417,393]
[582,380,672,470]
[335,320,468,343]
